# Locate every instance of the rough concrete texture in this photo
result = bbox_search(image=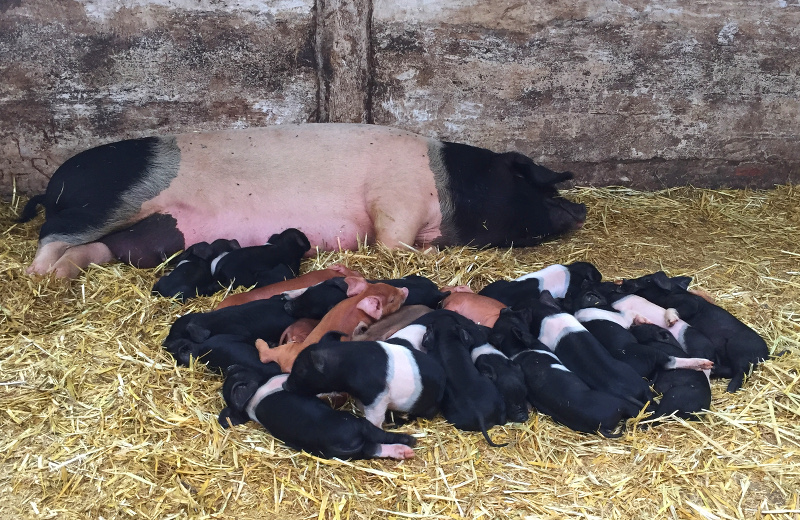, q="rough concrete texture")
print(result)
[2,0,799,195]
[372,0,800,188]
[1,0,317,195]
